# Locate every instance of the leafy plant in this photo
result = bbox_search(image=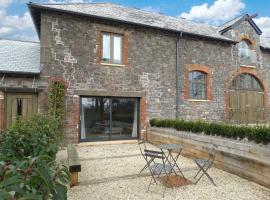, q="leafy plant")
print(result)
[0,115,70,200]
[48,78,66,128]
[0,155,70,200]
[0,115,61,160]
